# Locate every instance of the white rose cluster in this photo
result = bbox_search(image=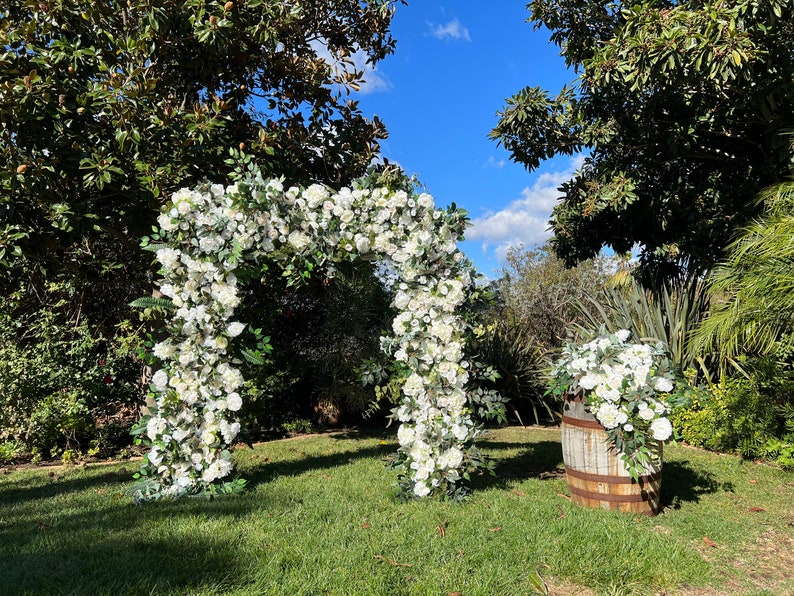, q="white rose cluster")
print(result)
[552,330,680,478]
[140,171,481,500]
[554,330,677,440]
